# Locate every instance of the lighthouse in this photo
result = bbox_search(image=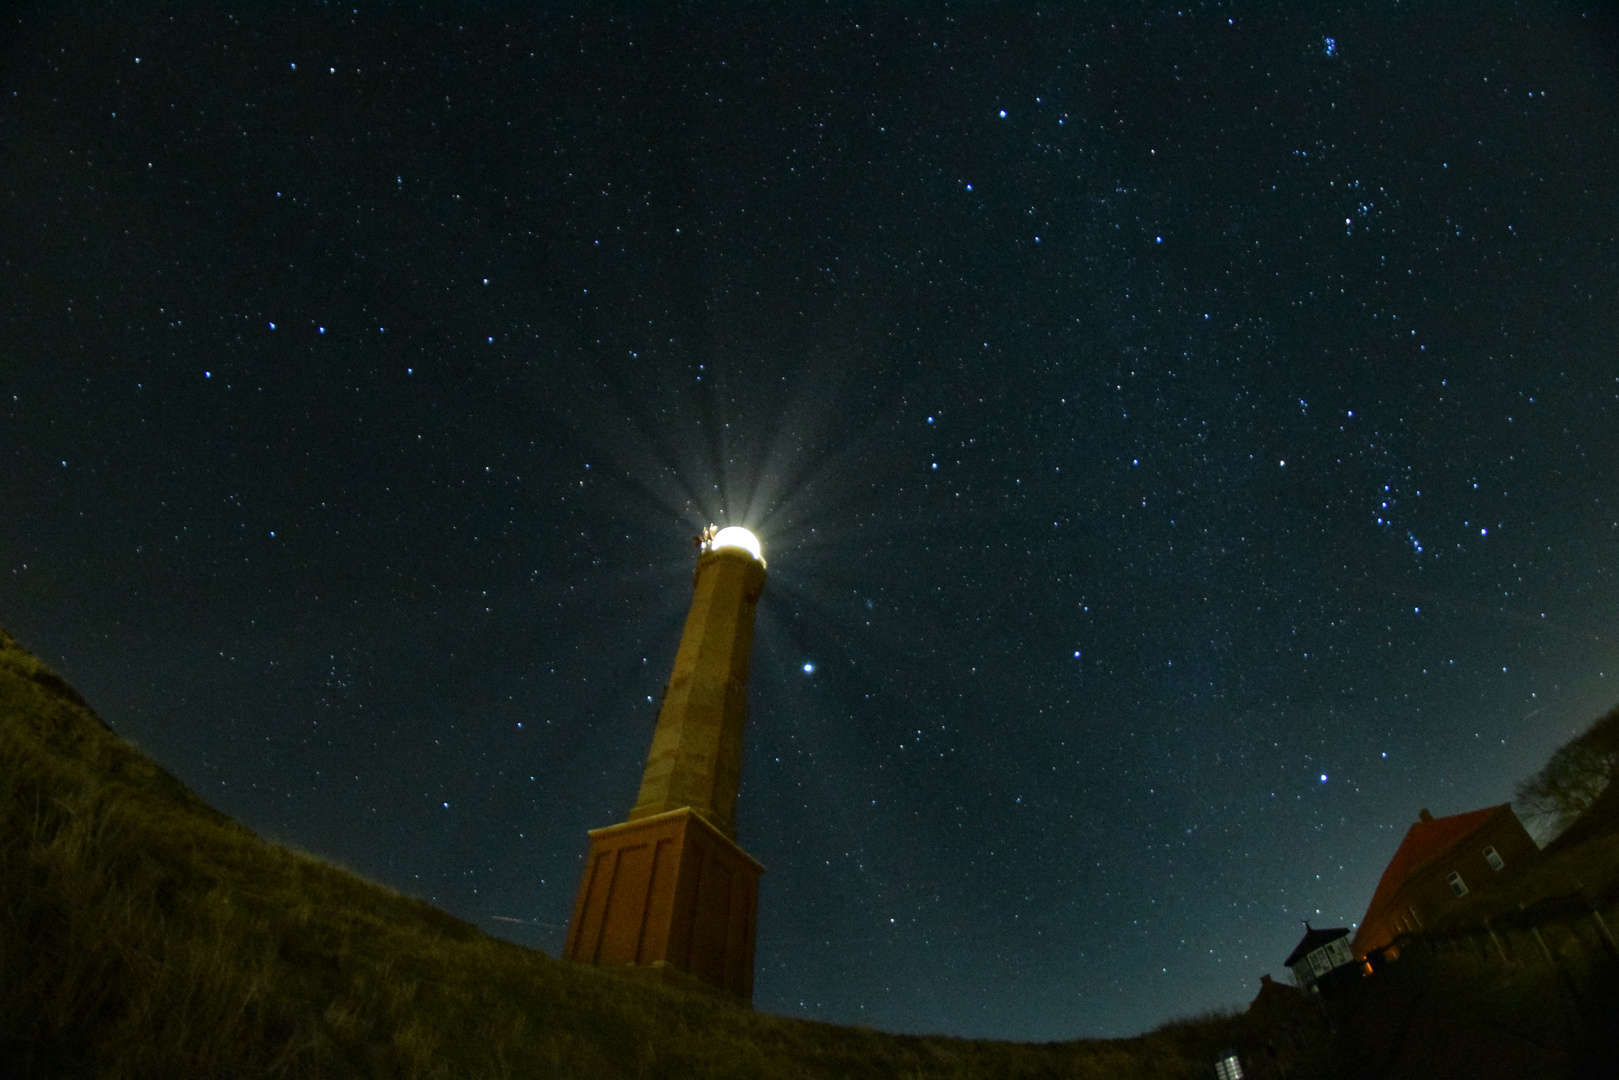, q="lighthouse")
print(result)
[562,525,767,1000]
